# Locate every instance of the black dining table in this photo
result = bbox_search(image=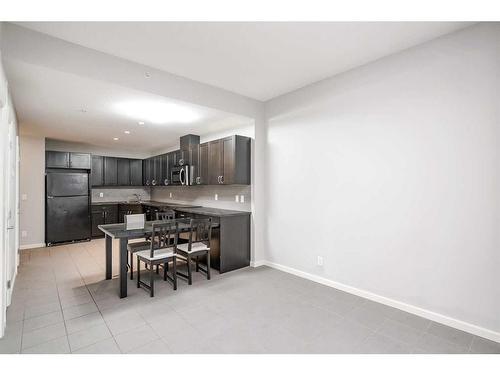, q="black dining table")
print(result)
[98,220,217,298]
